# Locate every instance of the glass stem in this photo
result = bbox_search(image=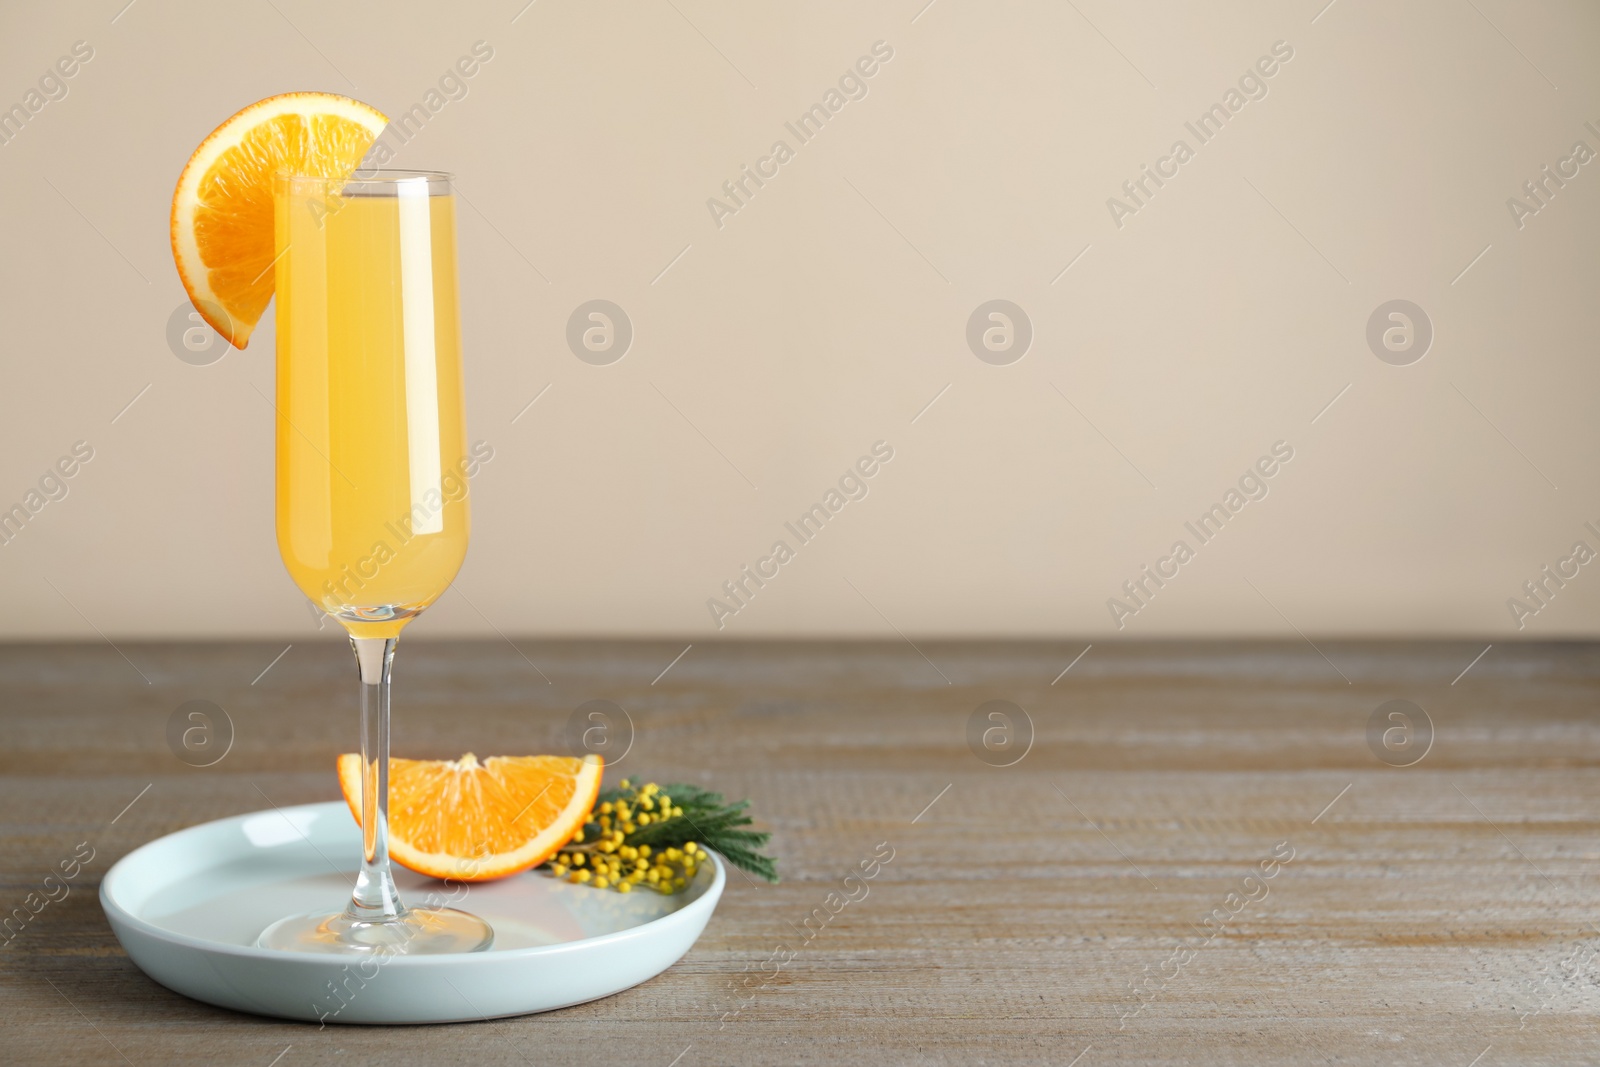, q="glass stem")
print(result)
[347,636,406,922]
